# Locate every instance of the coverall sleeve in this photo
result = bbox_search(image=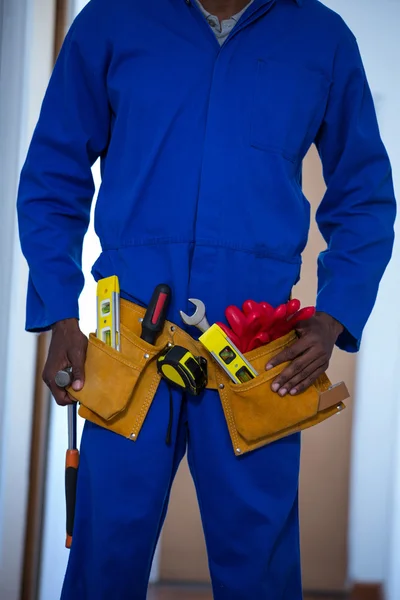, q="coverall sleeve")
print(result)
[17,2,111,332]
[314,29,396,353]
